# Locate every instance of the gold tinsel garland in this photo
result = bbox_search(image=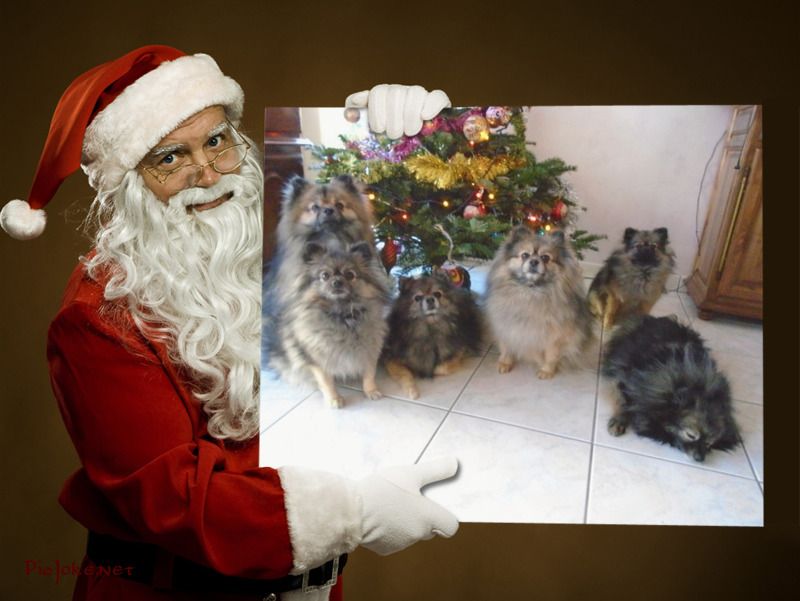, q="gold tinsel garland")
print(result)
[405,153,524,189]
